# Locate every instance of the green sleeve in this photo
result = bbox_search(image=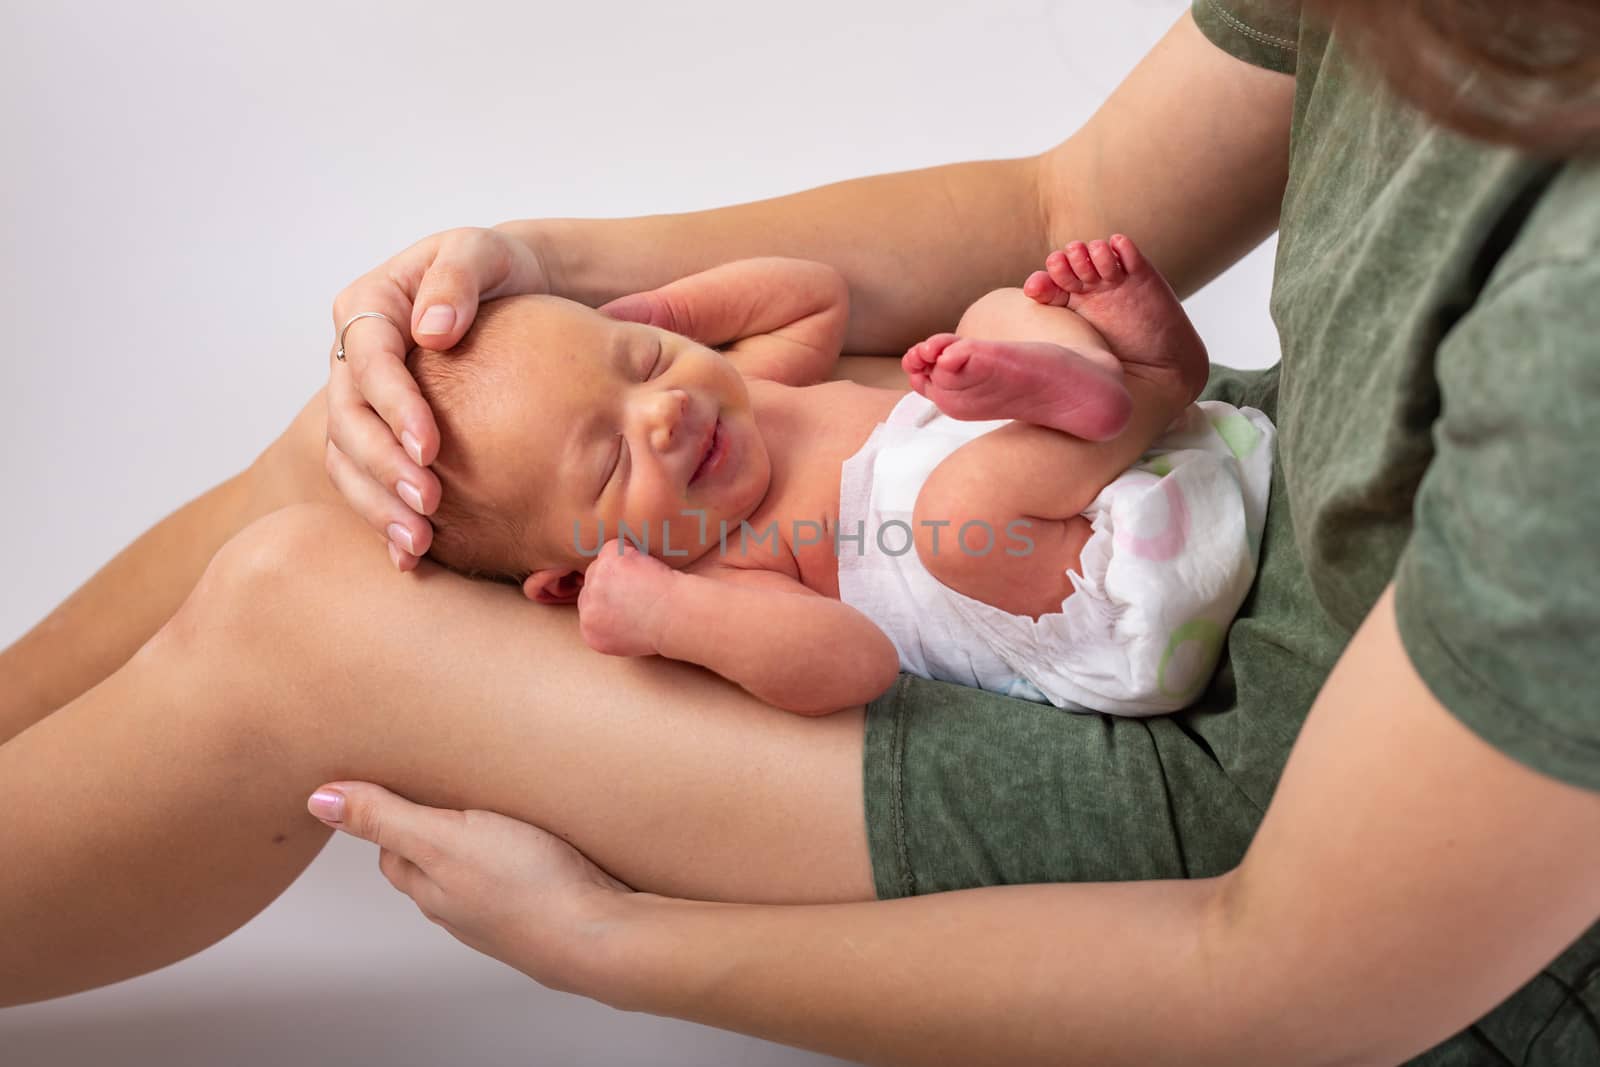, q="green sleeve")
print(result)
[1394,252,1600,792]
[1190,0,1301,74]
